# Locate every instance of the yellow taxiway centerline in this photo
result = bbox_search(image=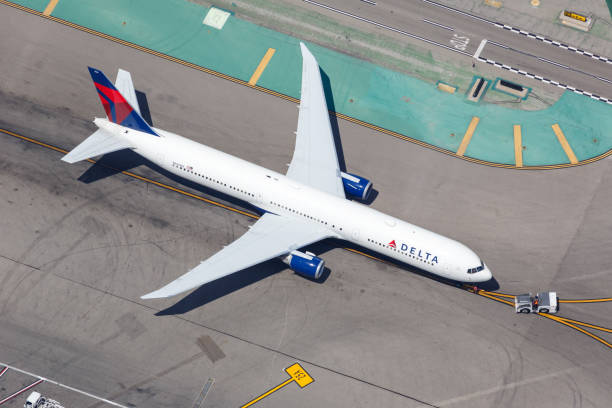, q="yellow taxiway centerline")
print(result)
[477,291,514,306]
[551,123,578,164]
[241,378,293,408]
[539,313,612,350]
[456,117,479,157]
[559,298,612,303]
[249,48,276,86]
[555,316,612,333]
